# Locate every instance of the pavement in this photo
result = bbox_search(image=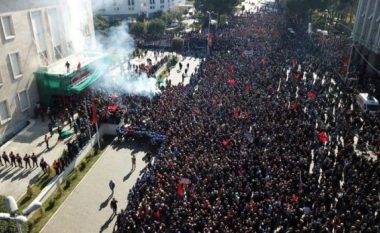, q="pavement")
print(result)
[40,140,149,233]
[0,119,74,200]
[165,56,201,86]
